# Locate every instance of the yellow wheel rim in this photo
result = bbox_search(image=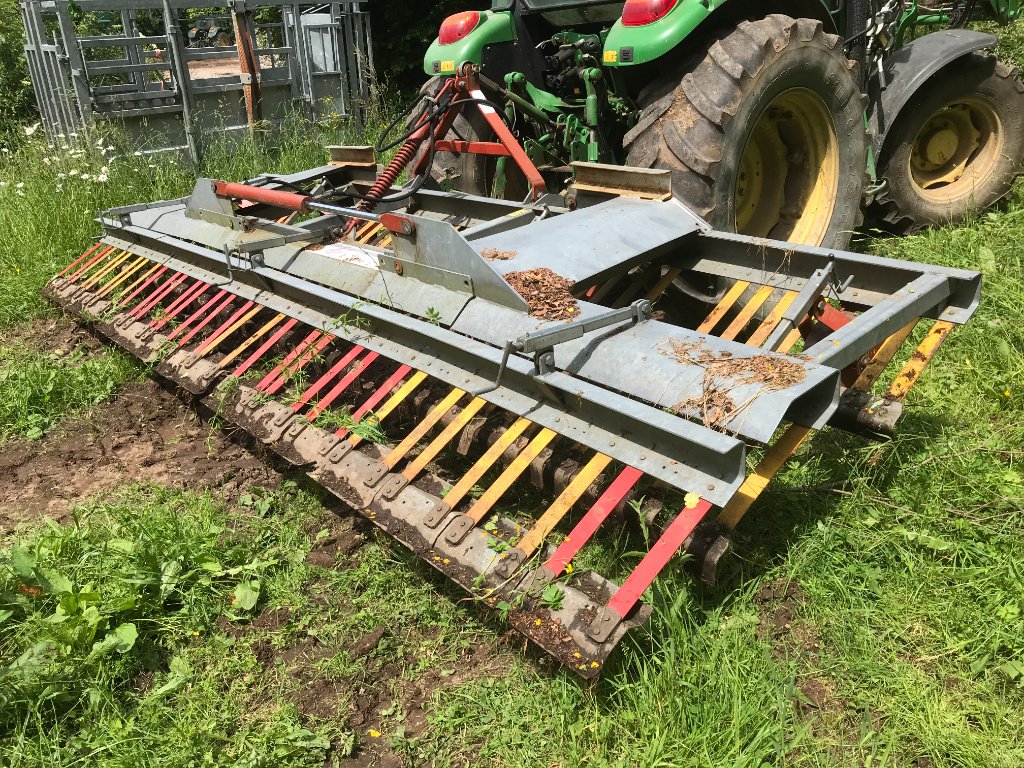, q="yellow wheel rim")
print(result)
[734,88,839,247]
[909,98,1003,203]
